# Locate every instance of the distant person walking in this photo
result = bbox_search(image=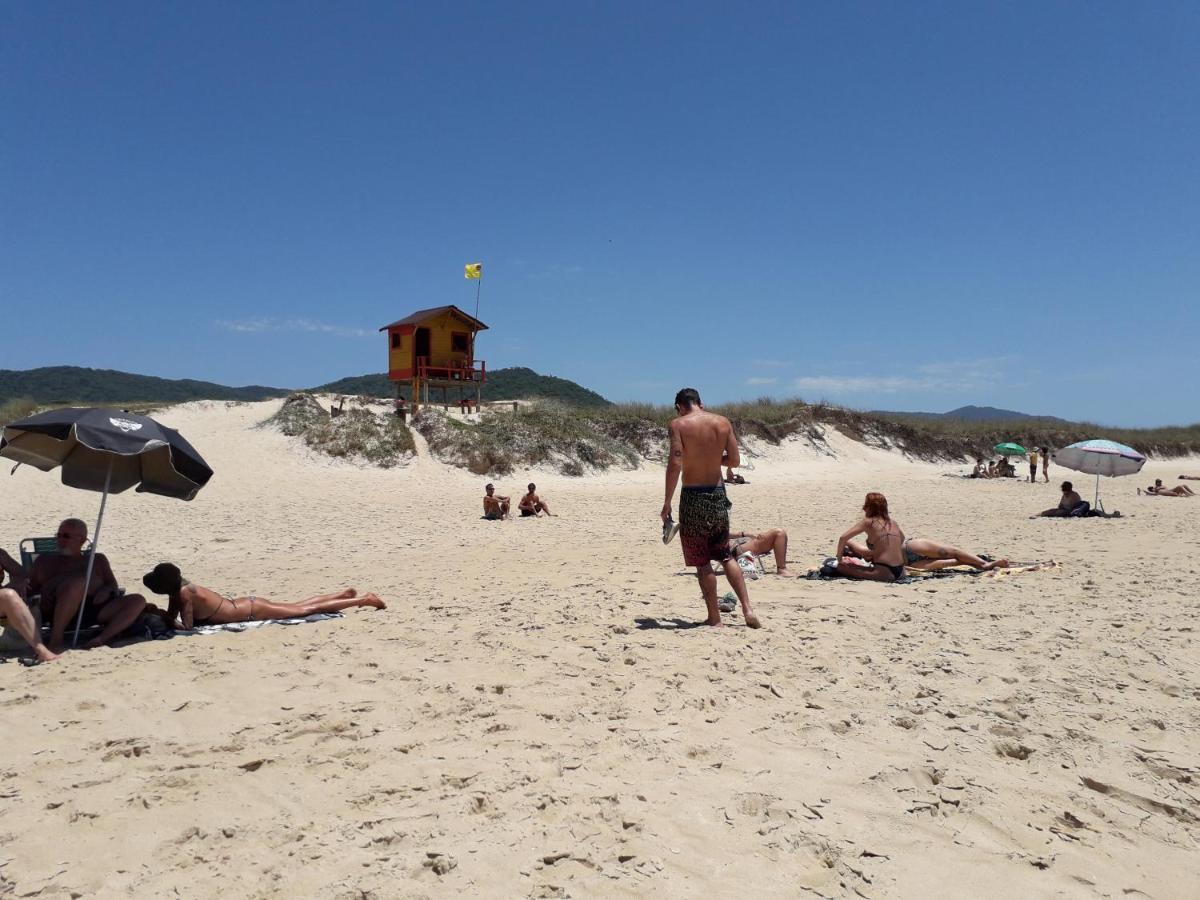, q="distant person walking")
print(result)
[1041,447,1050,483]
[662,388,761,629]
[1028,448,1039,483]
